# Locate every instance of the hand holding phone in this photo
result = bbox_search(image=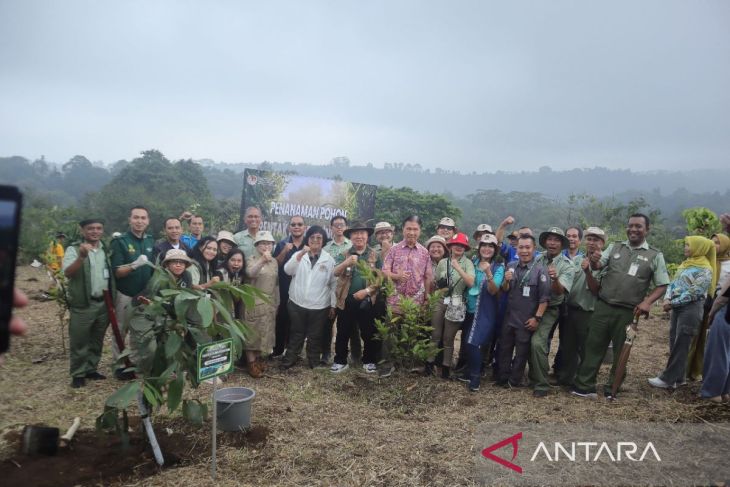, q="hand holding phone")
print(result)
[0,185,23,355]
